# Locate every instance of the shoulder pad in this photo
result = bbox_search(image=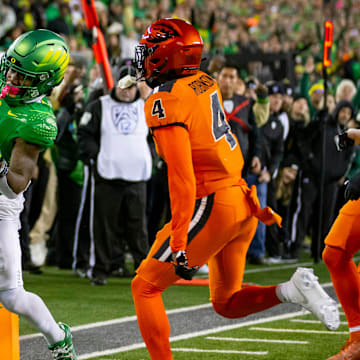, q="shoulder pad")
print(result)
[18,107,57,148]
[145,91,188,129]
